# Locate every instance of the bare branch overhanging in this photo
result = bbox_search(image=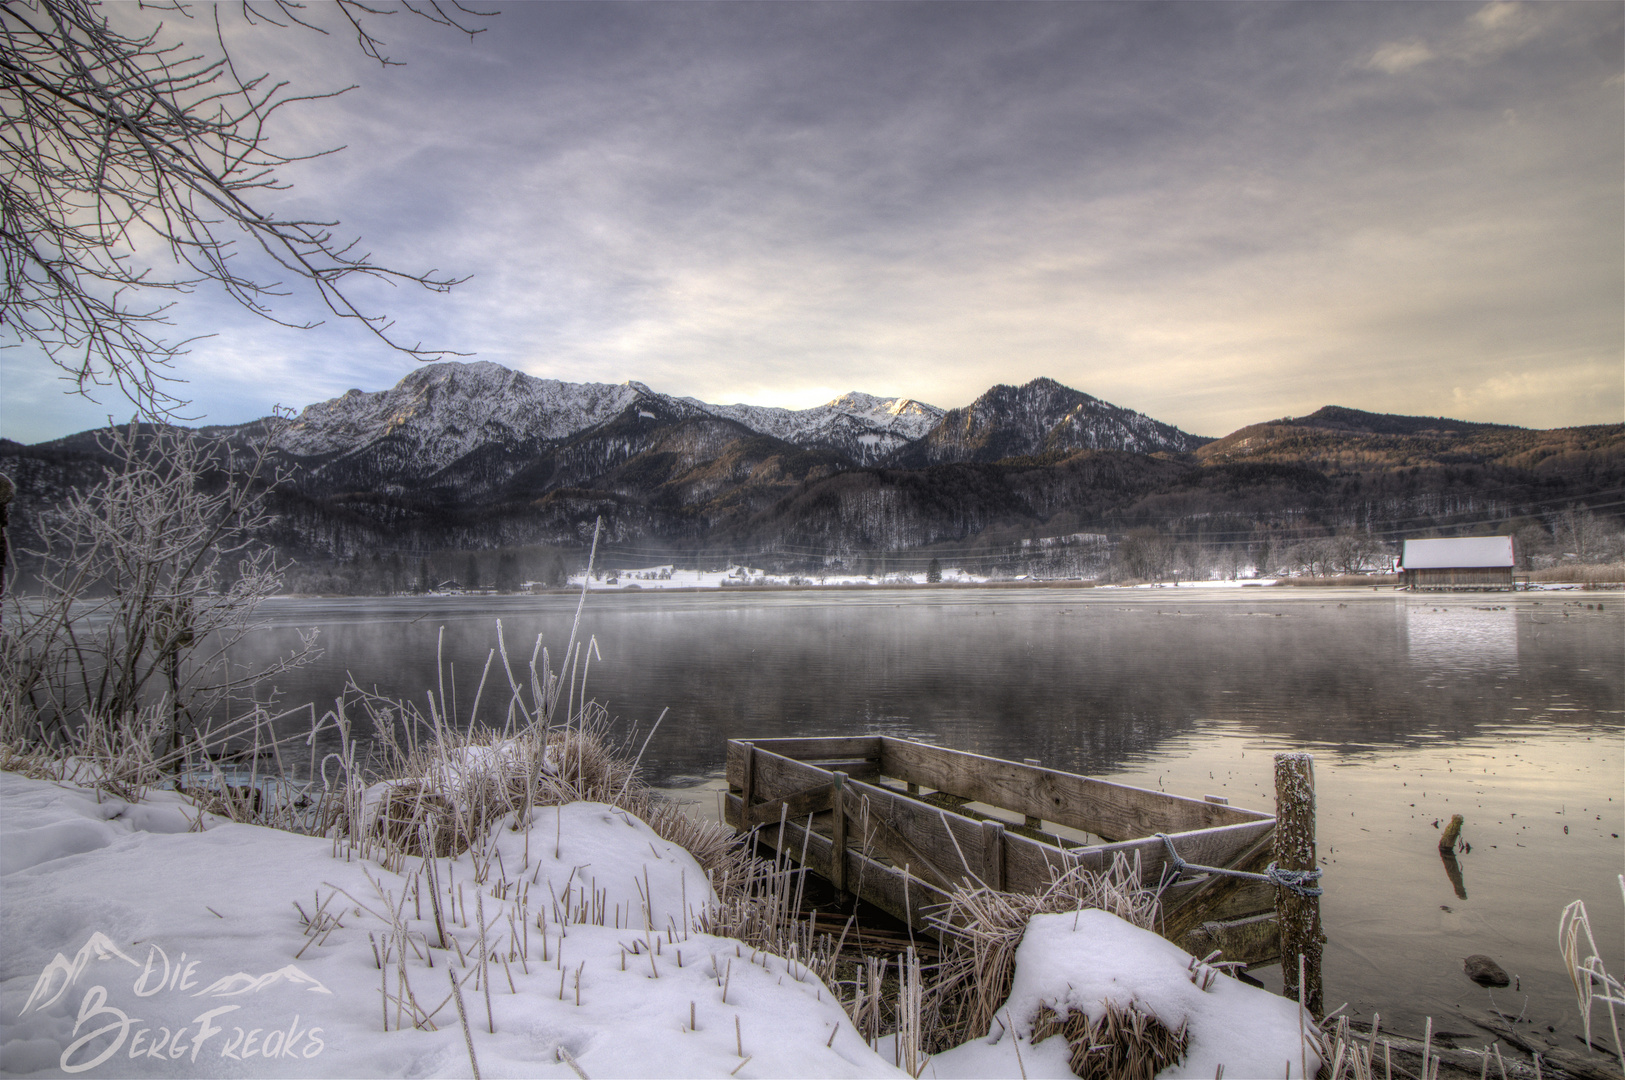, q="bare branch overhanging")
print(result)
[0,0,489,417]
